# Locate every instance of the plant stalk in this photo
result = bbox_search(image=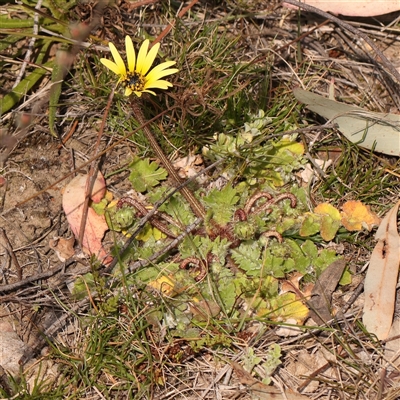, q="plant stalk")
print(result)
[130,98,205,219]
